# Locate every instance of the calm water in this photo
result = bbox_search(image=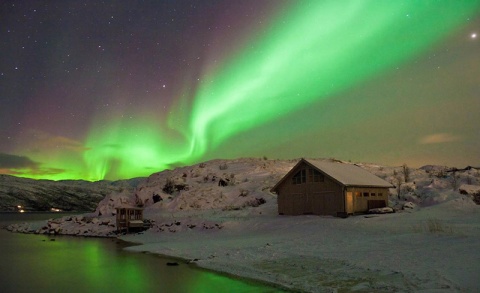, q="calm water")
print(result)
[0,213,286,293]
